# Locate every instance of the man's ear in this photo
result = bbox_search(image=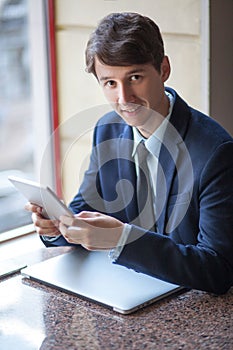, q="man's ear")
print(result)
[160,56,171,82]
